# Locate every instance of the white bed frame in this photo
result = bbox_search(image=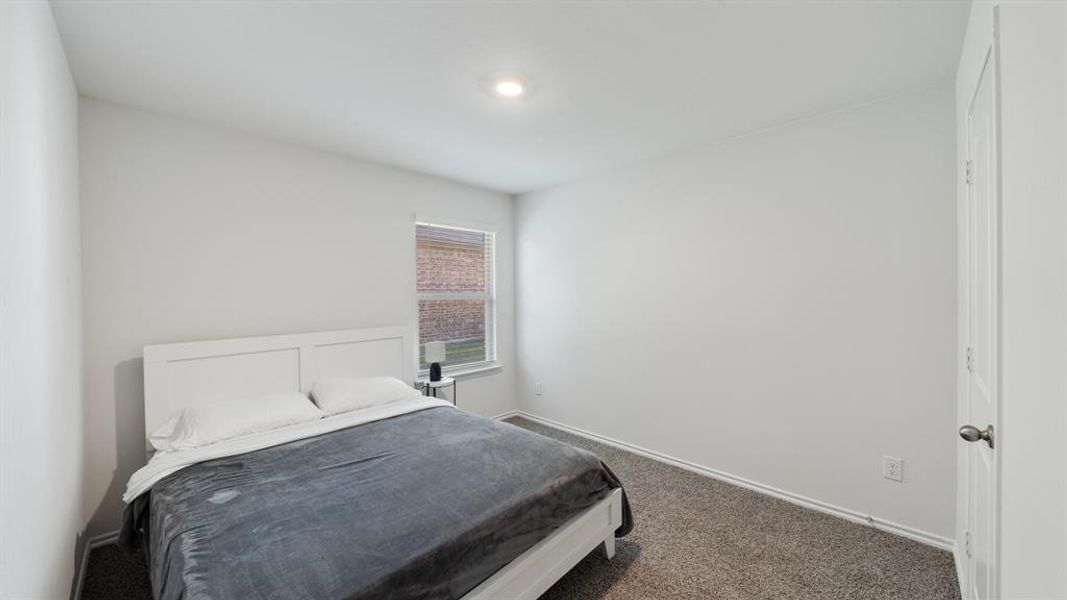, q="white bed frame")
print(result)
[142,325,623,600]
